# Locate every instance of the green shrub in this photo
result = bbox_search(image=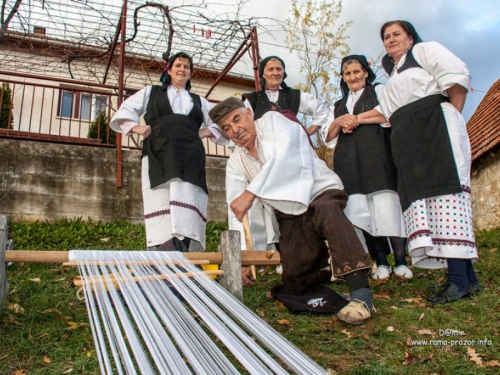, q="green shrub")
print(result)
[87,110,115,145]
[0,82,14,130]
